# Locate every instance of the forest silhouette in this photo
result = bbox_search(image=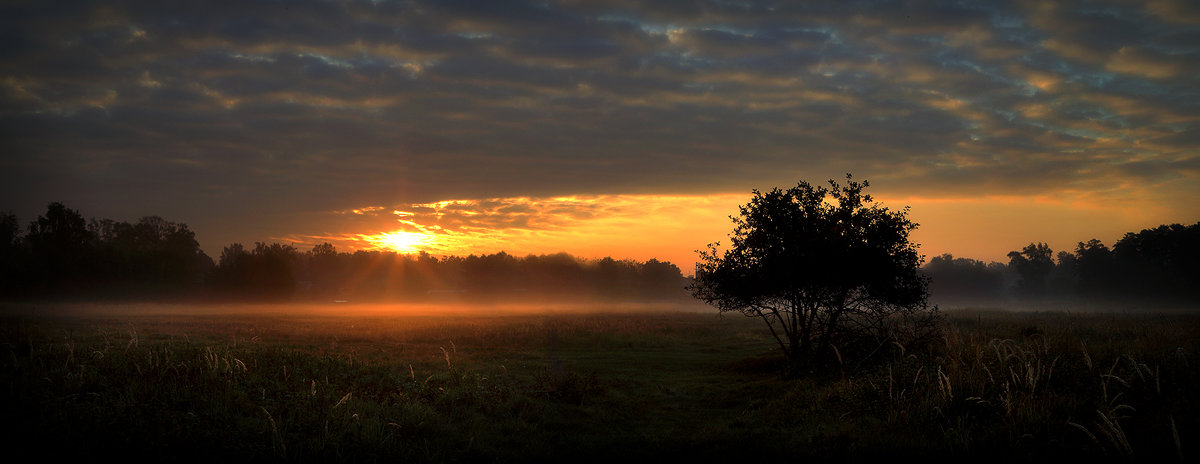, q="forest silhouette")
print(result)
[0,202,689,302]
[1,202,1197,307]
[923,223,1200,308]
